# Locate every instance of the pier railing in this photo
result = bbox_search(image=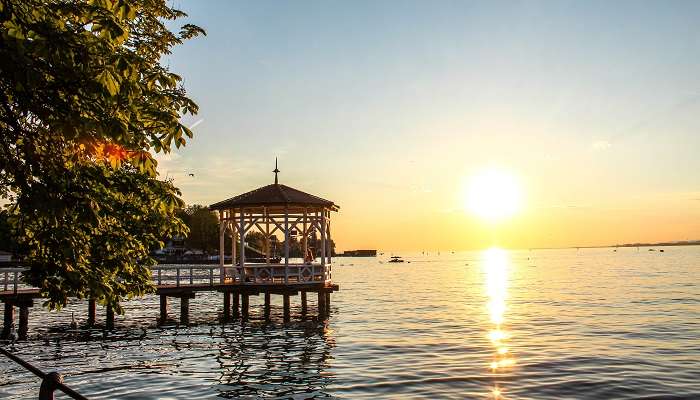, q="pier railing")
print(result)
[151,263,331,286]
[1,263,332,294]
[2,267,30,294]
[0,347,88,400]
